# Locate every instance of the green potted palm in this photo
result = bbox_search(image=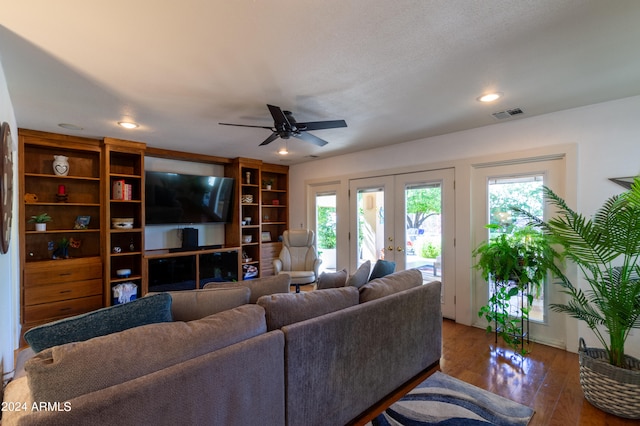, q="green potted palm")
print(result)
[473,225,557,356]
[516,178,640,419]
